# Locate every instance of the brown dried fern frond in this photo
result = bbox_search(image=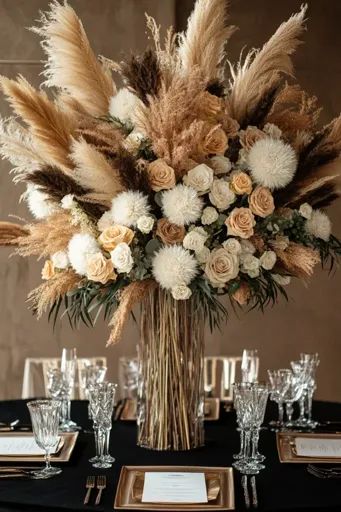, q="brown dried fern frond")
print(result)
[0,221,29,246]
